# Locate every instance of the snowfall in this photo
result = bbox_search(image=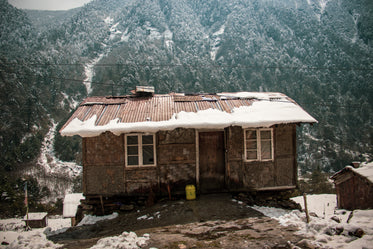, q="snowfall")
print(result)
[1,194,372,249]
